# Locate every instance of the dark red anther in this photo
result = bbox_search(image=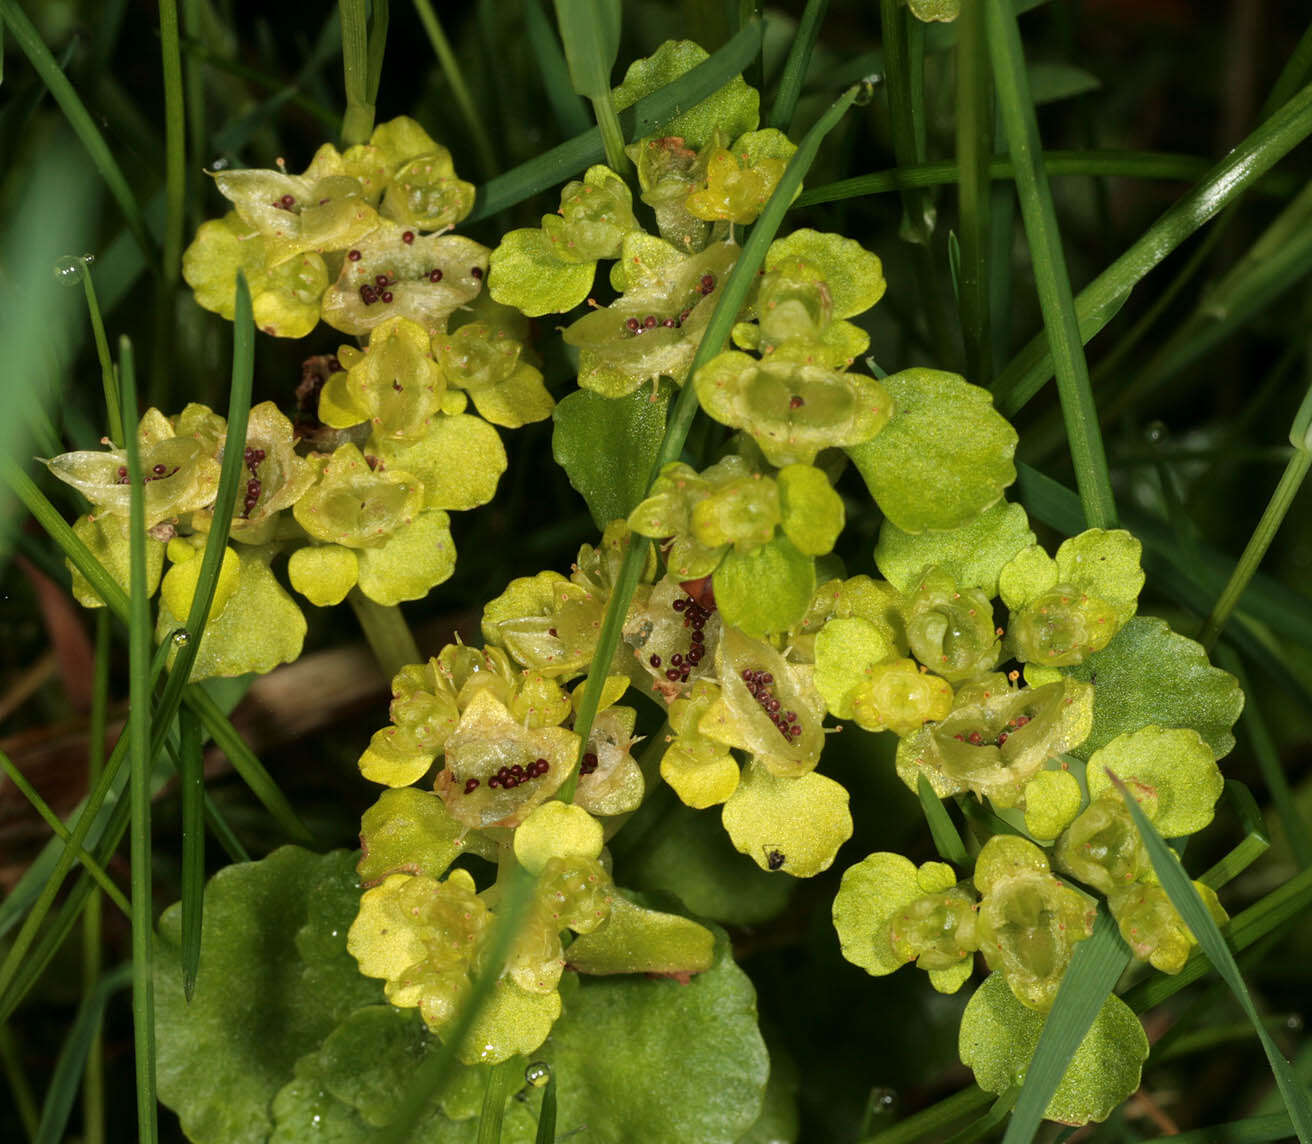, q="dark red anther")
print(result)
[279,194,295,207]
[348,249,362,261]
[380,290,394,303]
[428,268,443,282]
[464,778,480,794]
[625,317,640,332]
[649,654,662,668]
[661,317,676,327]
[679,576,716,611]
[375,274,390,287]
[643,315,657,329]
[581,752,599,775]
[789,395,805,409]
[402,231,415,243]
[488,775,501,788]
[665,668,680,681]
[470,266,483,279]
[700,273,715,294]
[153,463,167,475]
